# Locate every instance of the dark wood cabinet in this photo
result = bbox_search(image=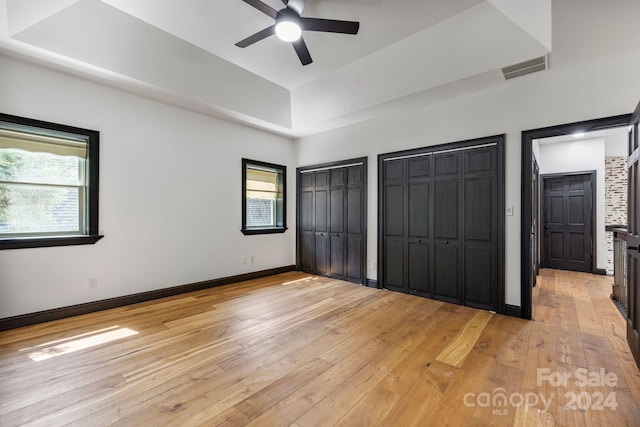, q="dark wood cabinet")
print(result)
[379,136,504,313]
[297,158,367,284]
